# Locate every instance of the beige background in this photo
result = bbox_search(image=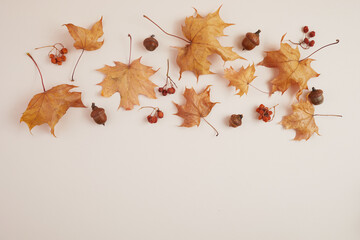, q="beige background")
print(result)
[1,0,360,239]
